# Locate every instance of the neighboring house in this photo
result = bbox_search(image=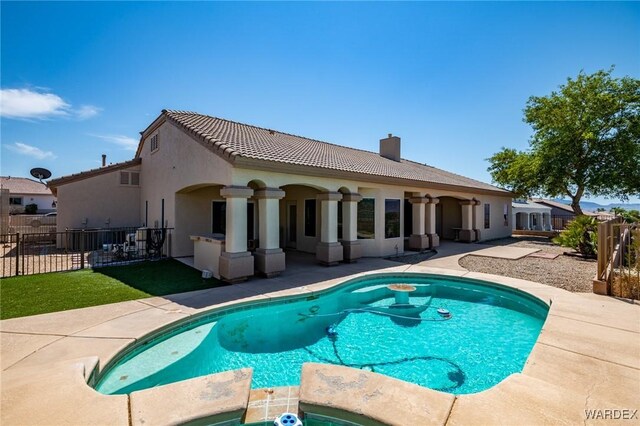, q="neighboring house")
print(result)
[532,199,599,229]
[512,200,553,231]
[0,176,57,214]
[48,110,513,282]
